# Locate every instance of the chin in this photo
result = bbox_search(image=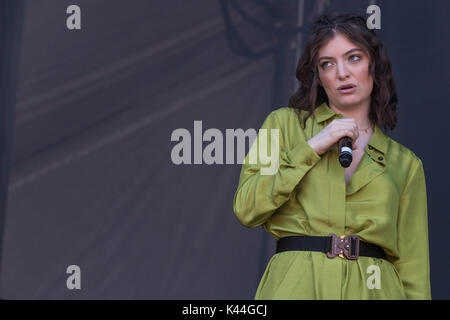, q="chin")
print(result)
[343,93,369,103]
[337,96,359,103]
